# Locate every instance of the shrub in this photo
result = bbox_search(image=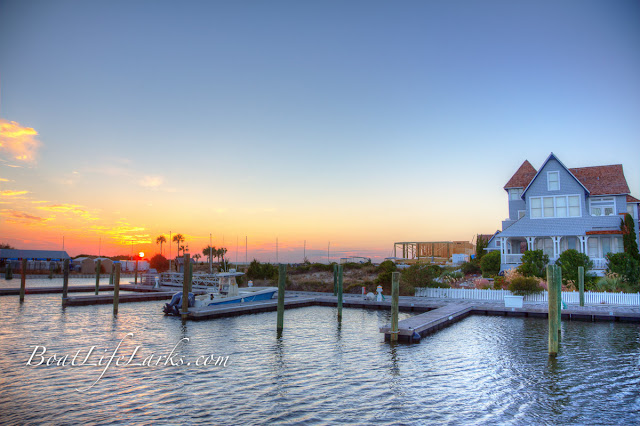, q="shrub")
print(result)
[606,252,639,288]
[508,276,544,296]
[597,272,623,292]
[475,234,488,260]
[461,259,481,275]
[517,250,549,278]
[621,213,640,262]
[246,259,278,280]
[556,249,593,285]
[149,254,169,272]
[493,276,505,290]
[480,250,500,277]
[401,264,441,288]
